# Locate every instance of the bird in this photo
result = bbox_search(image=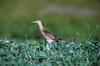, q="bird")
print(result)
[32,20,62,44]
